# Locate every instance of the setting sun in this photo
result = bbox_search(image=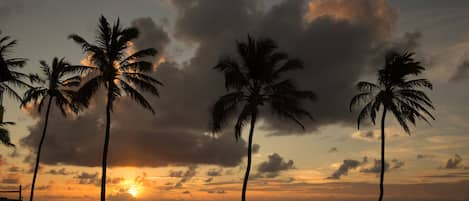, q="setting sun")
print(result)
[128,186,138,198]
